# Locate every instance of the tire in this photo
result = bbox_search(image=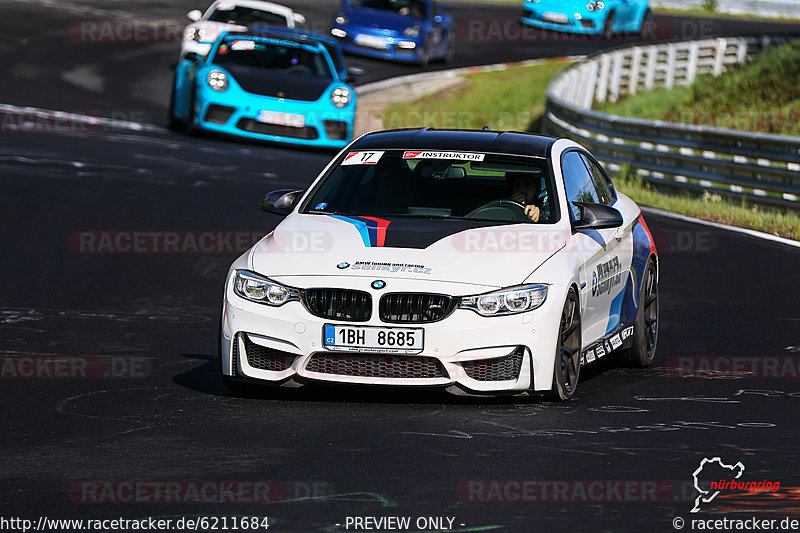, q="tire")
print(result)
[418,39,432,67]
[444,34,456,65]
[218,315,256,395]
[184,85,197,135]
[638,9,654,41]
[545,288,582,401]
[166,74,186,132]
[620,257,659,368]
[602,12,615,40]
